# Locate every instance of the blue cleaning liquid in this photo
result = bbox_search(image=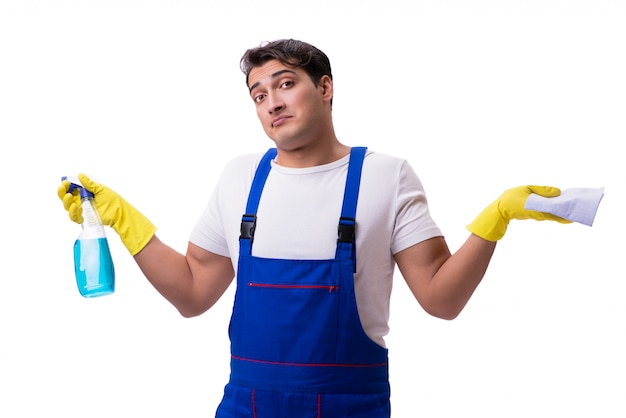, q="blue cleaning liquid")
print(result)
[73,237,115,297]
